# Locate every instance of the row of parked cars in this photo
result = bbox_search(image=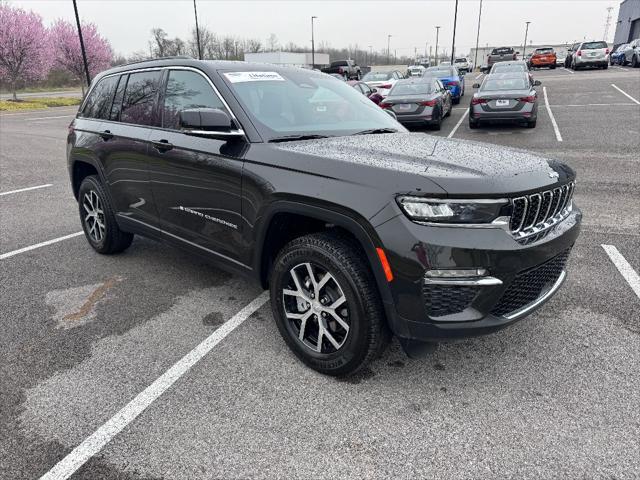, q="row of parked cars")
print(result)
[609,39,640,67]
